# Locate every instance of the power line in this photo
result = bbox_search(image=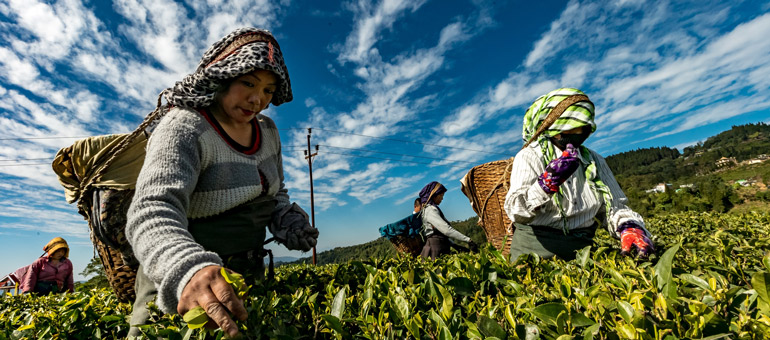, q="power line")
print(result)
[313,128,512,156]
[0,163,50,167]
[322,150,470,169]
[0,136,90,141]
[320,144,478,164]
[0,158,52,162]
[4,129,512,157]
